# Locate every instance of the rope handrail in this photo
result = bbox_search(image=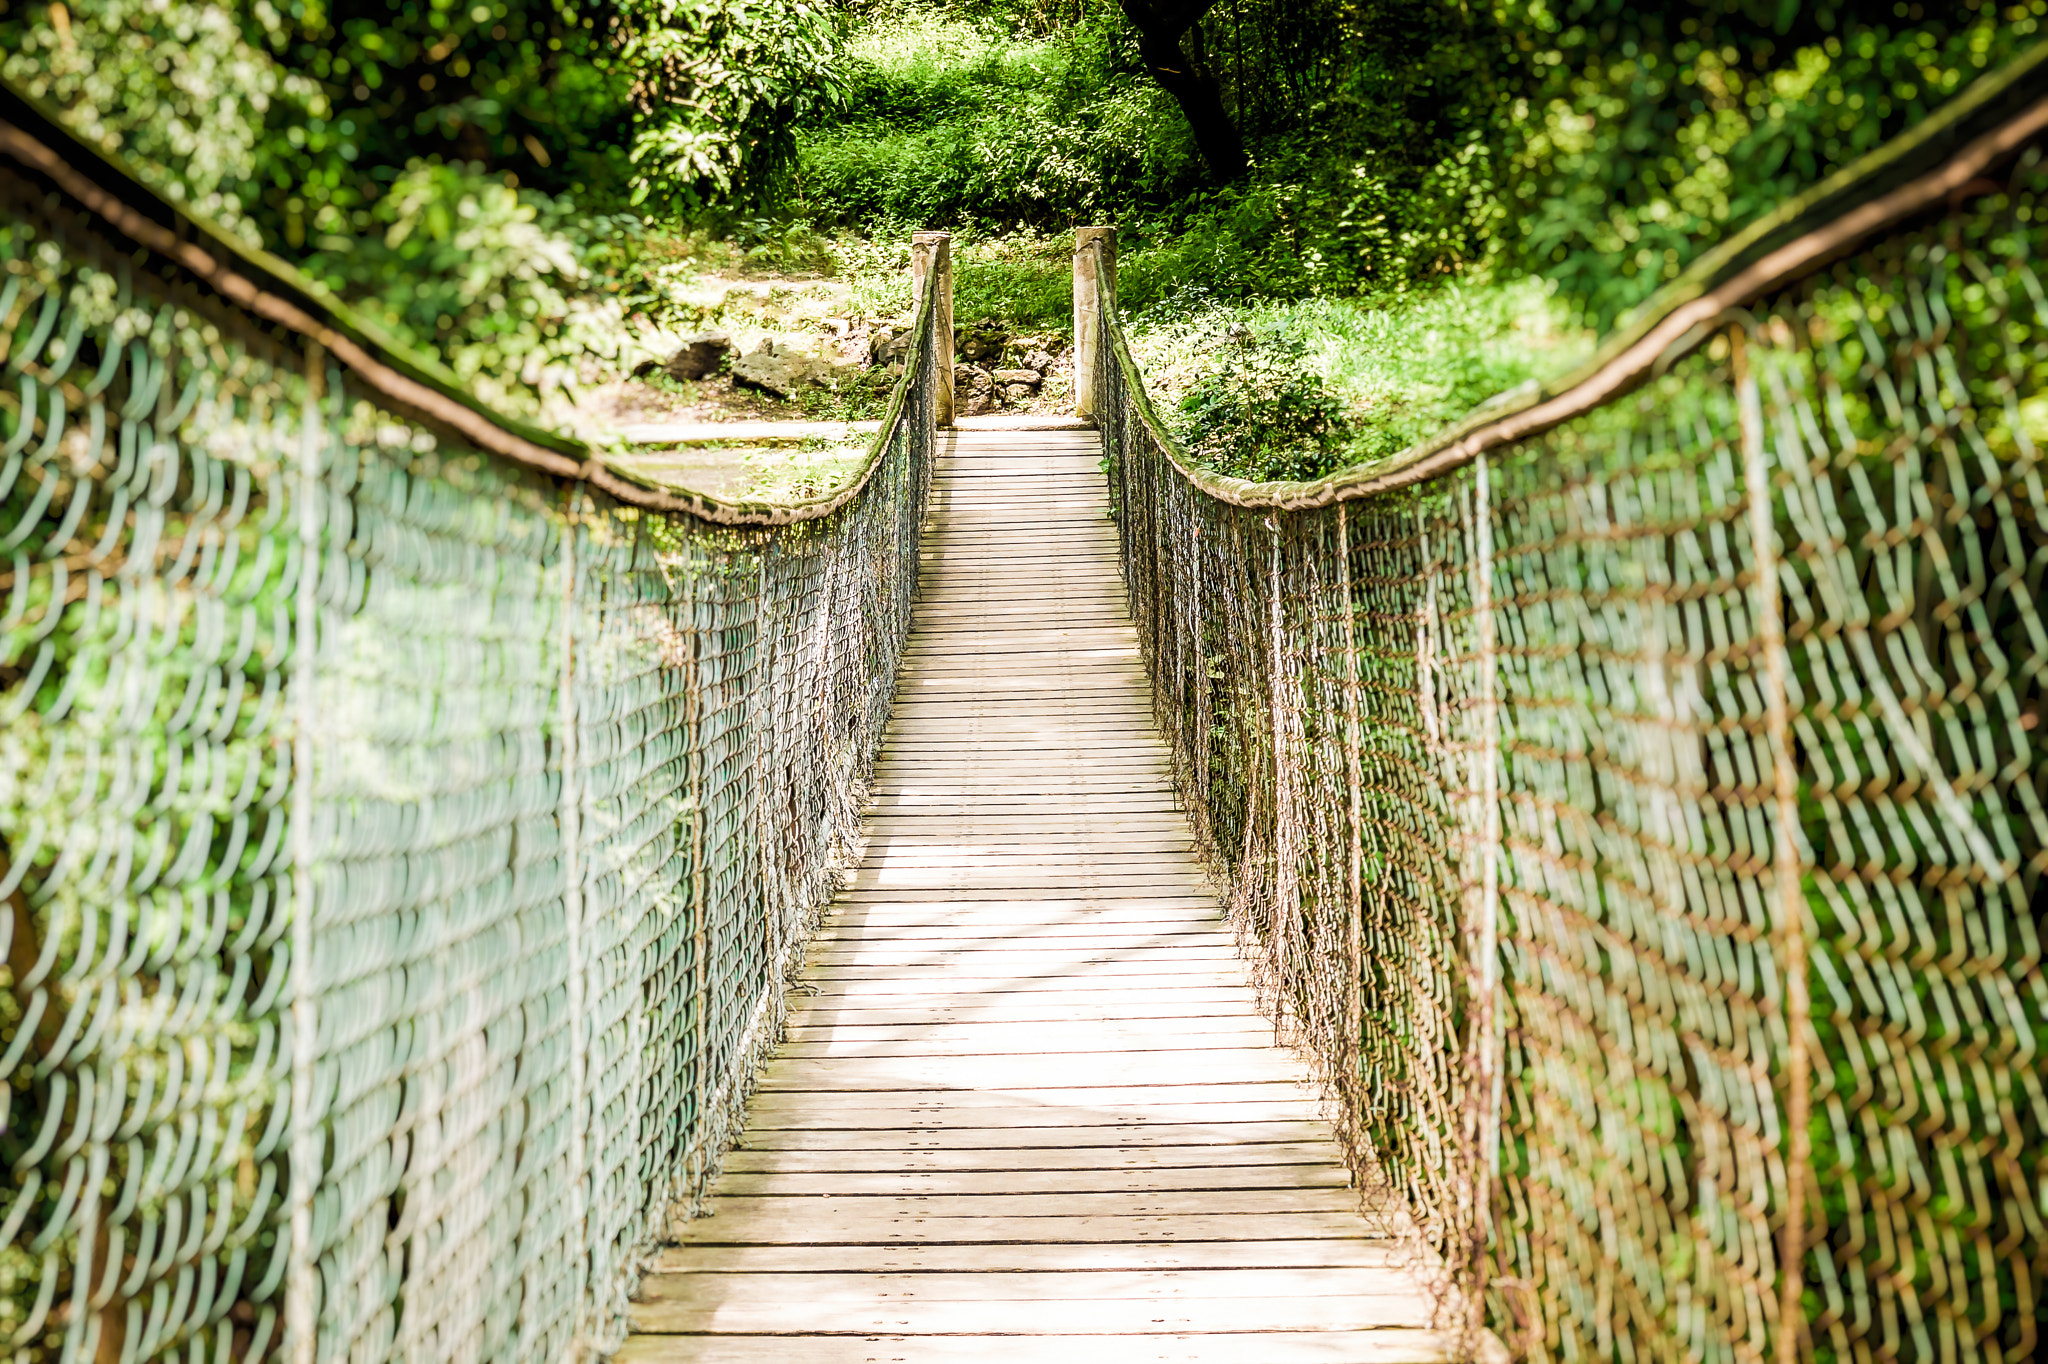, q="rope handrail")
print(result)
[1,86,945,1364]
[0,78,929,527]
[1090,43,2048,1364]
